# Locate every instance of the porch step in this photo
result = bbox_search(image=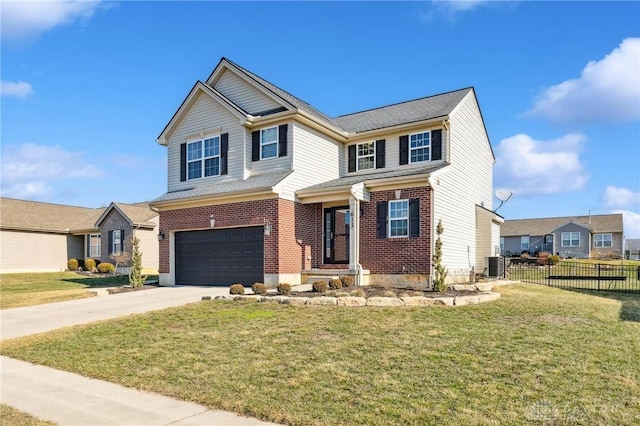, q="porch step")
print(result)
[301,269,370,285]
[305,275,340,284]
